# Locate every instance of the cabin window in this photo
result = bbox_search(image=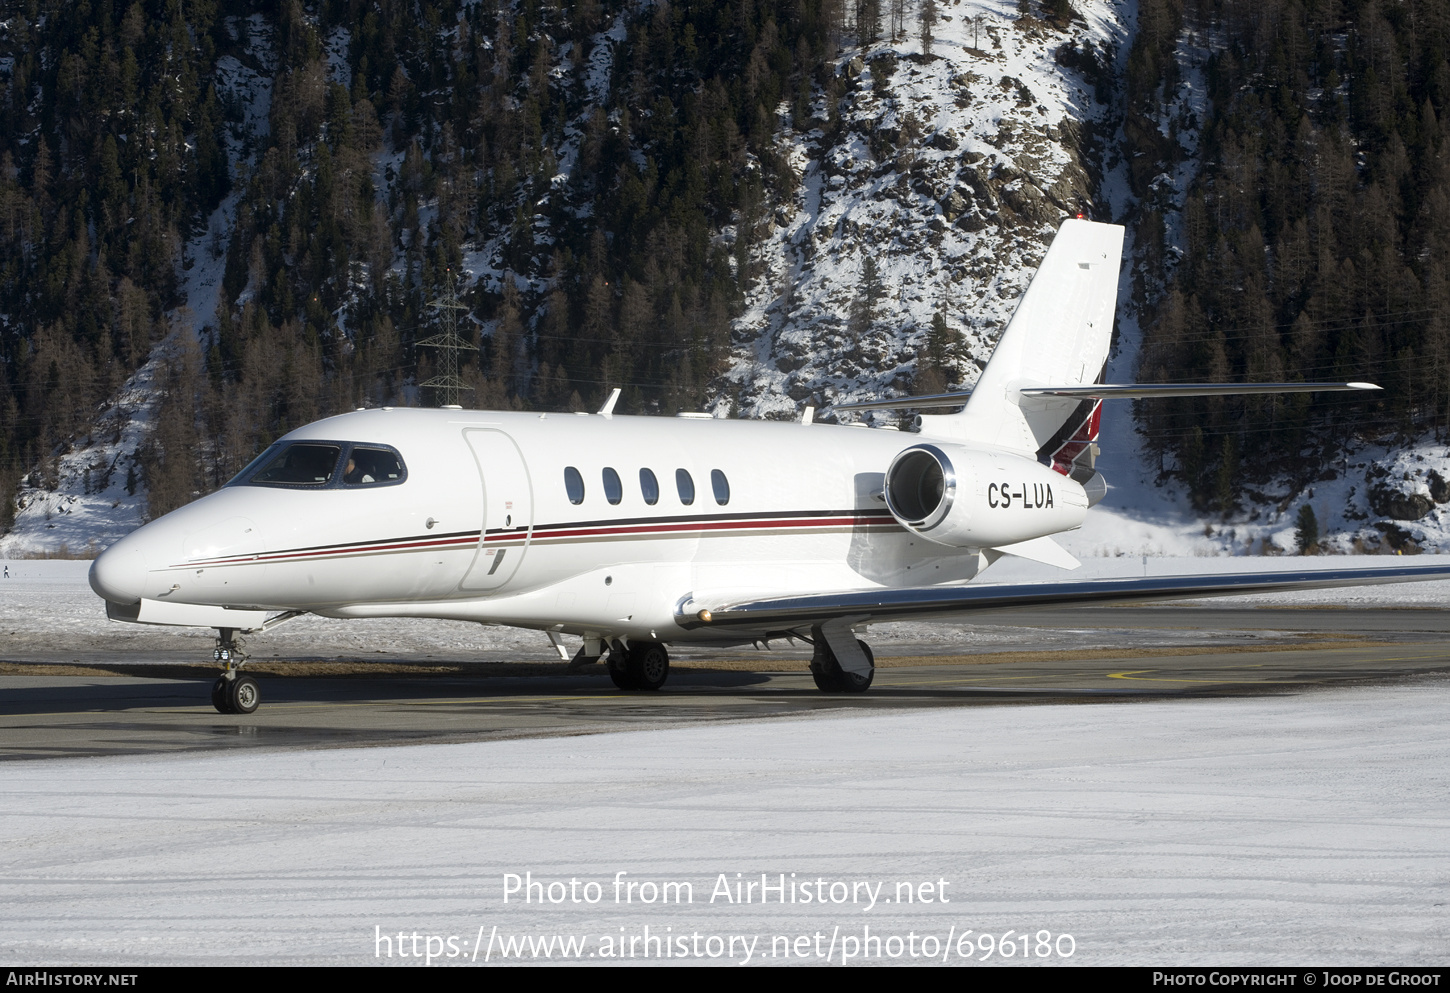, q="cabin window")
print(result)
[247,443,342,486]
[676,468,695,506]
[639,468,659,506]
[711,469,730,506]
[602,467,623,505]
[343,447,405,486]
[564,467,585,505]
